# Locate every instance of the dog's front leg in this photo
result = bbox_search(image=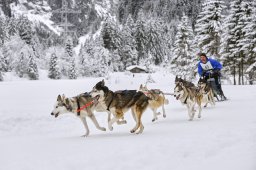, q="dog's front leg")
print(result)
[89,114,106,131]
[80,117,90,137]
[187,104,194,121]
[151,108,158,122]
[108,116,118,131]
